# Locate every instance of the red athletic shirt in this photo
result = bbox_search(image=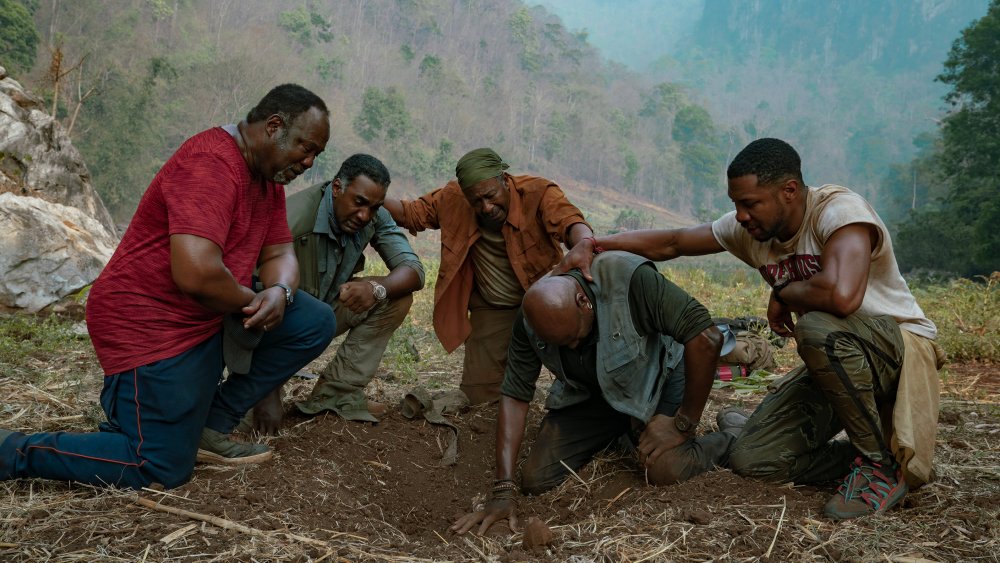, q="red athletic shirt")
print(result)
[86,127,293,374]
